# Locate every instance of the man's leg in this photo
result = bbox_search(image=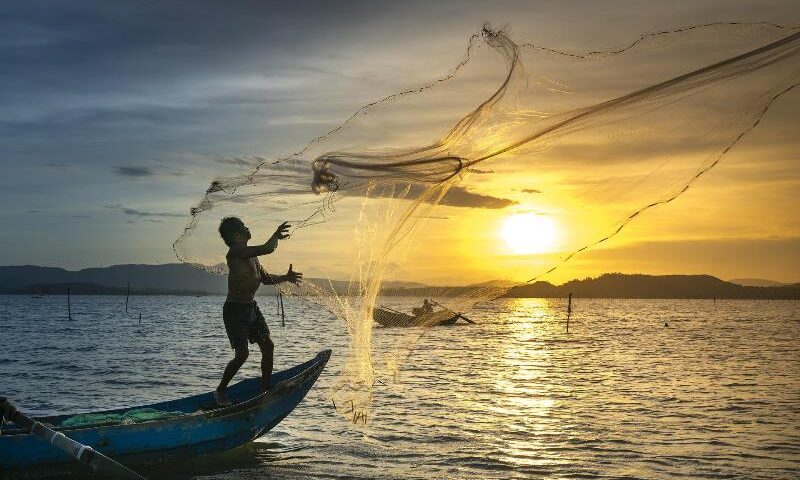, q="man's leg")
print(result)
[256,337,274,393]
[251,303,273,393]
[216,343,249,403]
